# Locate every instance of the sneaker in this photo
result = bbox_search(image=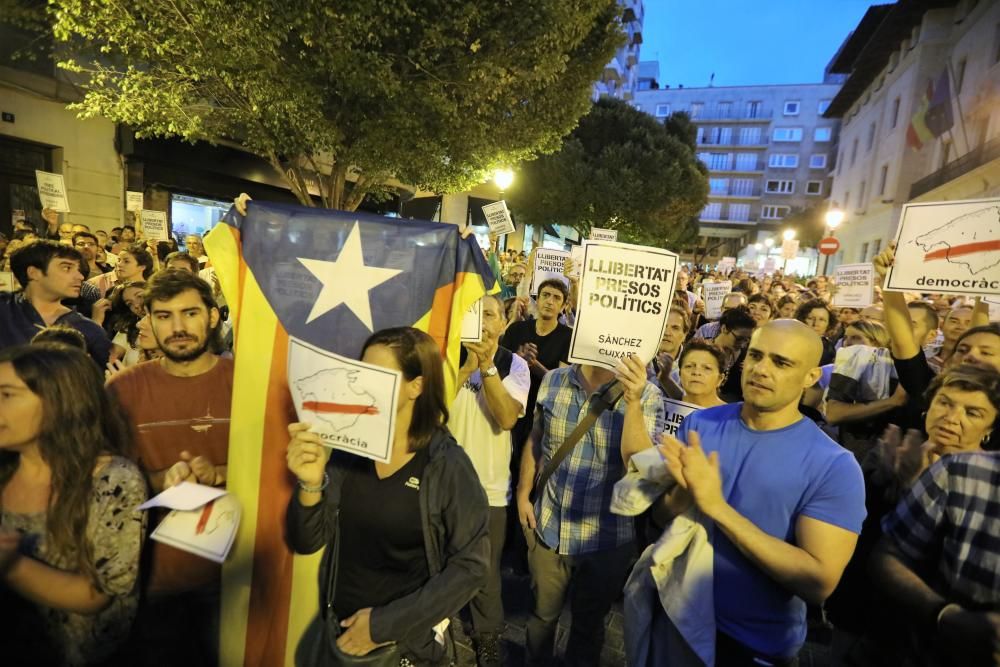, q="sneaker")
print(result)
[474,632,503,667]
